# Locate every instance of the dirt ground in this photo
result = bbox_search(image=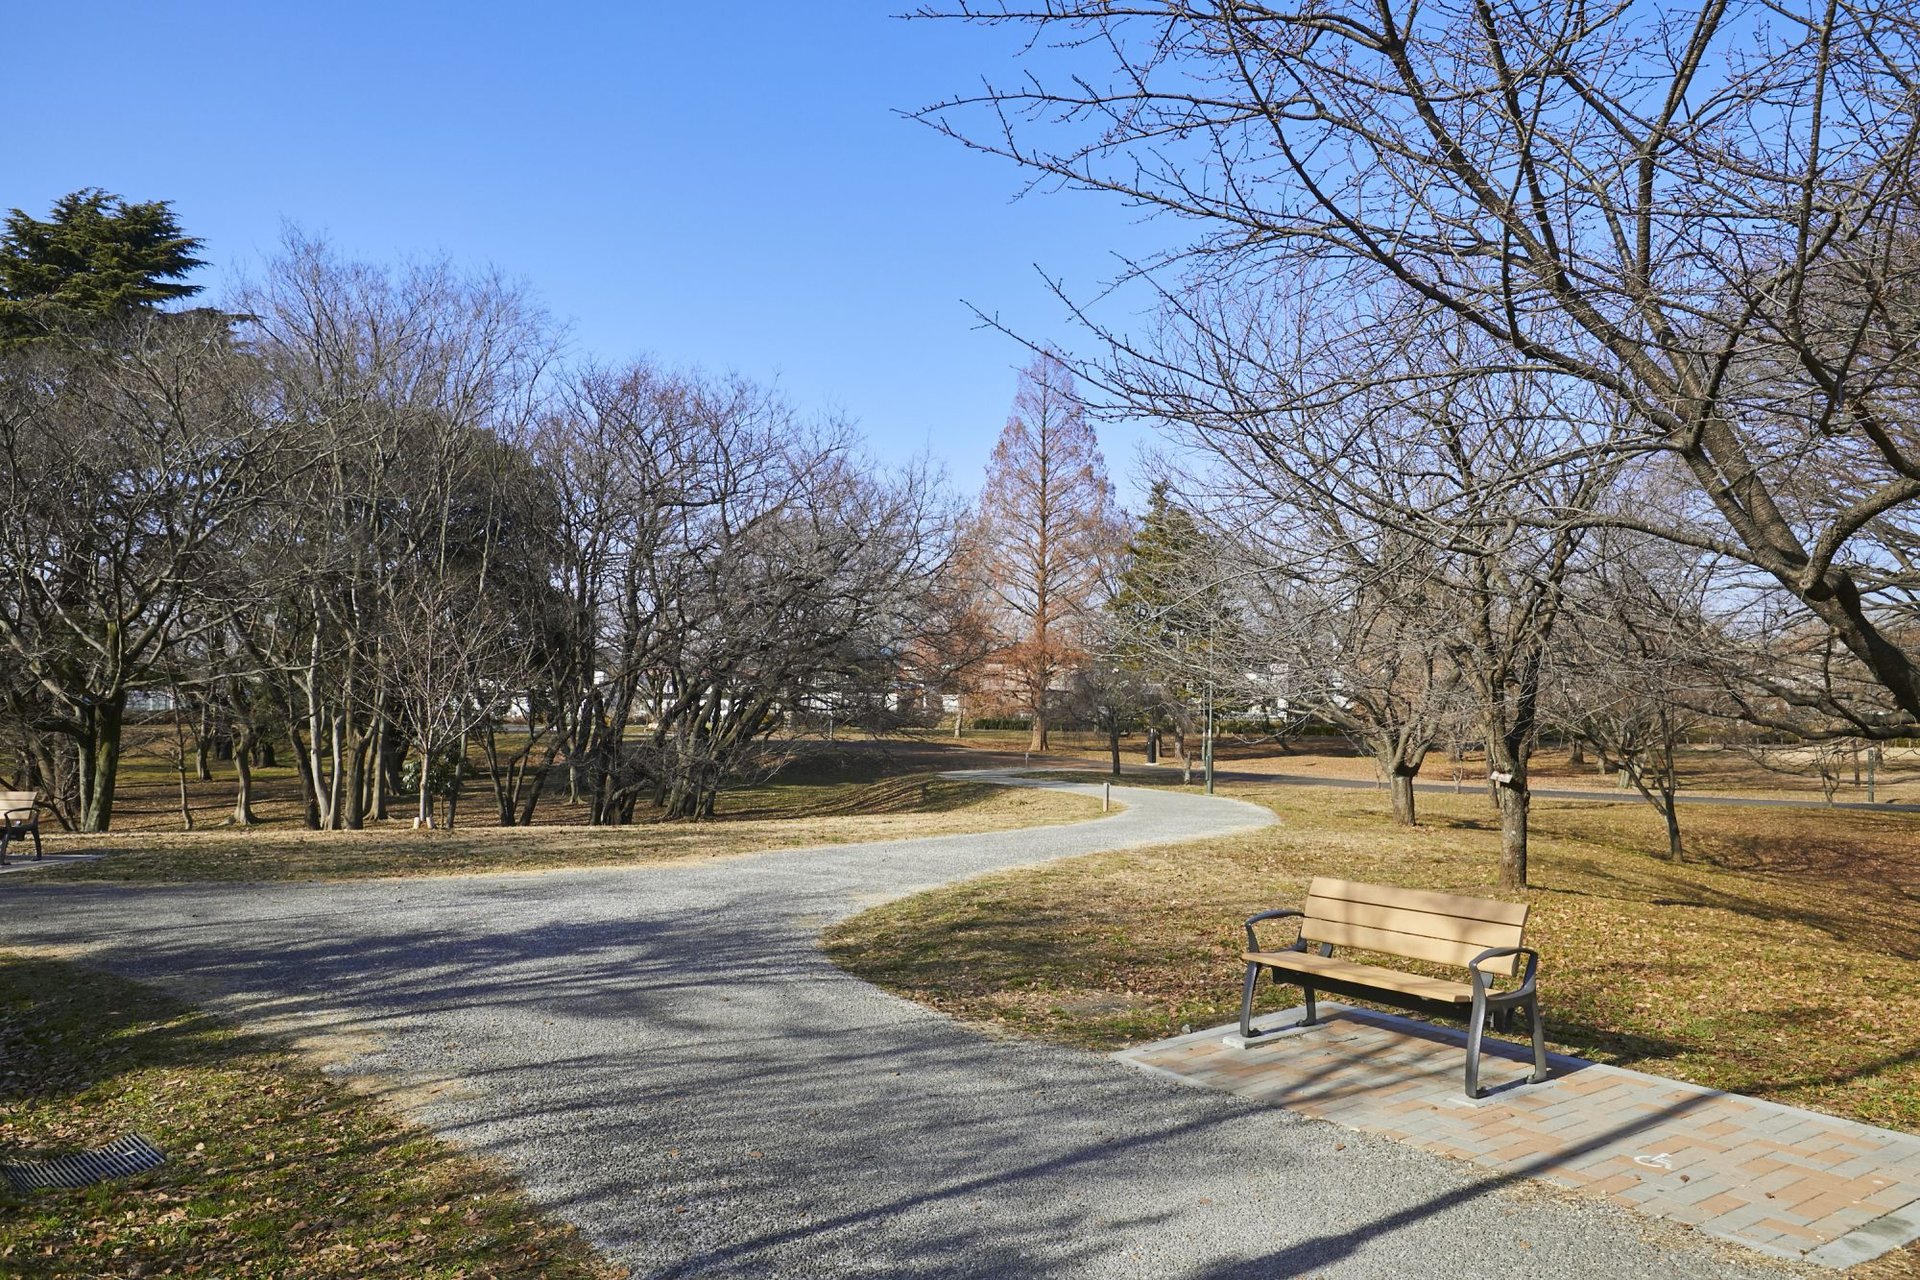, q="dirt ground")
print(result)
[942,729,1920,805]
